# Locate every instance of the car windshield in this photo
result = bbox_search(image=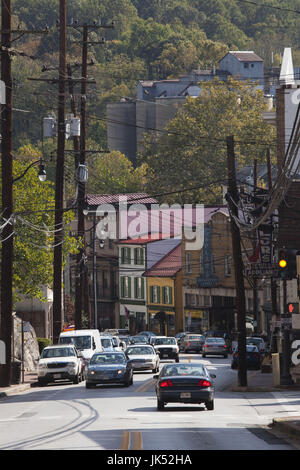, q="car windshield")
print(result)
[130,336,147,343]
[235,345,259,353]
[41,347,75,358]
[90,353,126,364]
[247,338,262,346]
[161,364,206,377]
[154,338,176,345]
[59,335,91,349]
[126,347,154,355]
[101,338,113,348]
[205,338,224,344]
